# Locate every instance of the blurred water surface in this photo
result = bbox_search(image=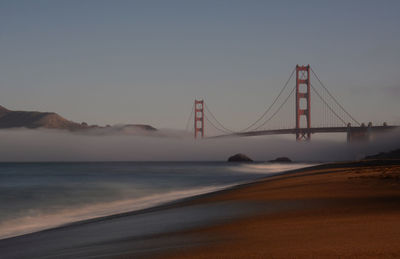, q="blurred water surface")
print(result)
[0,161,312,239]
